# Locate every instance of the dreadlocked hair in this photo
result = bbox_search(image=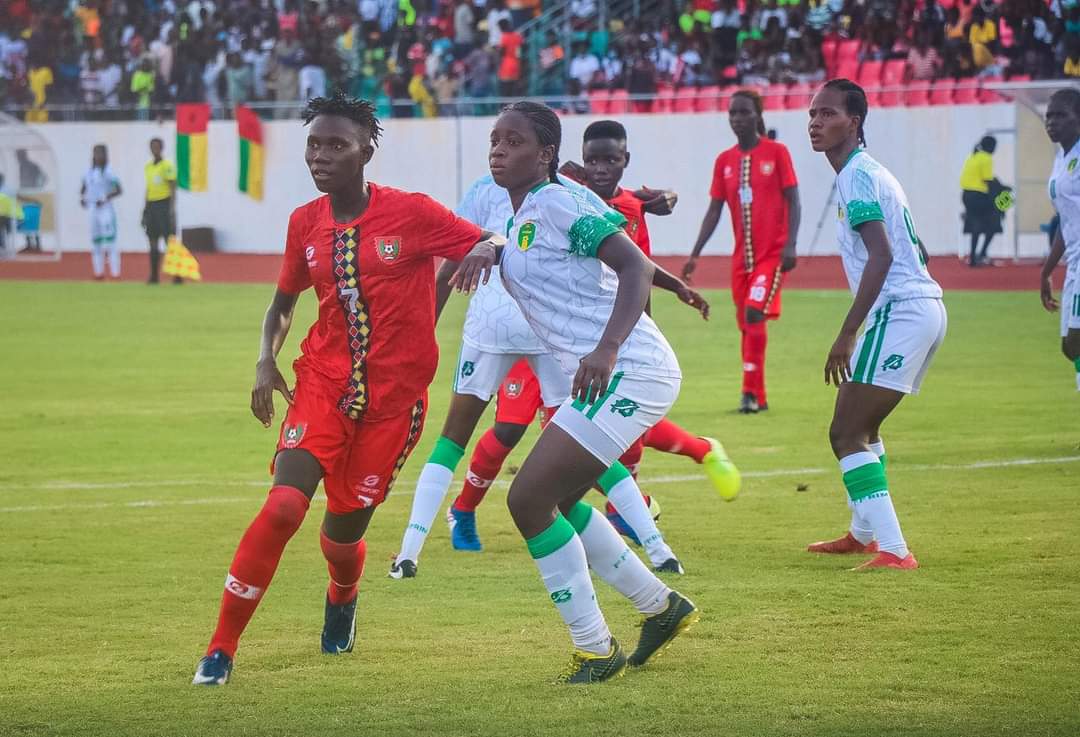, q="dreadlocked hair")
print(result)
[732,89,766,135]
[502,101,562,183]
[823,78,869,146]
[302,92,384,147]
[1051,87,1080,117]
